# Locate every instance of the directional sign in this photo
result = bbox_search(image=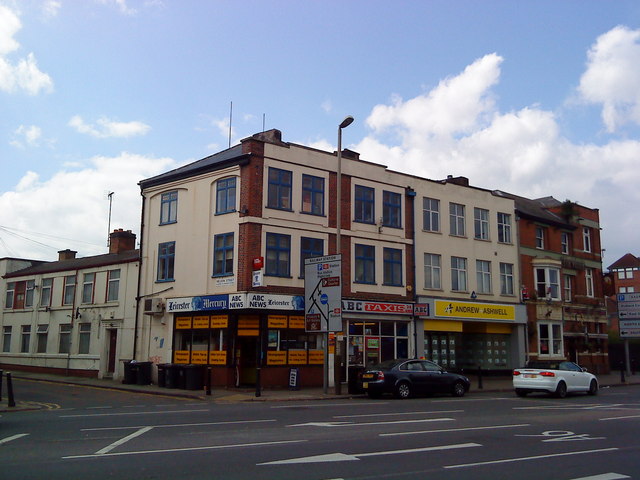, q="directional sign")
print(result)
[620,319,640,338]
[618,293,640,302]
[304,254,342,332]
